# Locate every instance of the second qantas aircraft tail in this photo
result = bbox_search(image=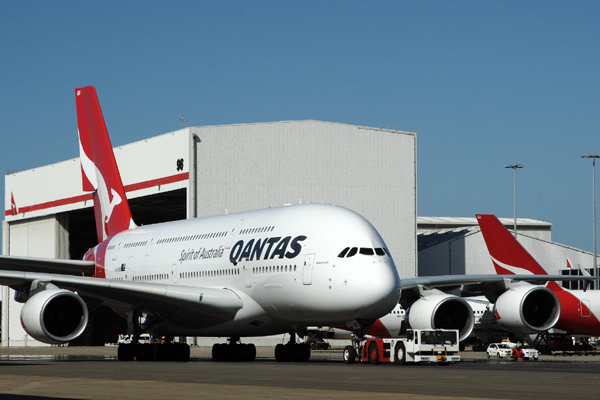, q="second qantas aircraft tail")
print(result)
[76,86,136,242]
[476,214,548,275]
